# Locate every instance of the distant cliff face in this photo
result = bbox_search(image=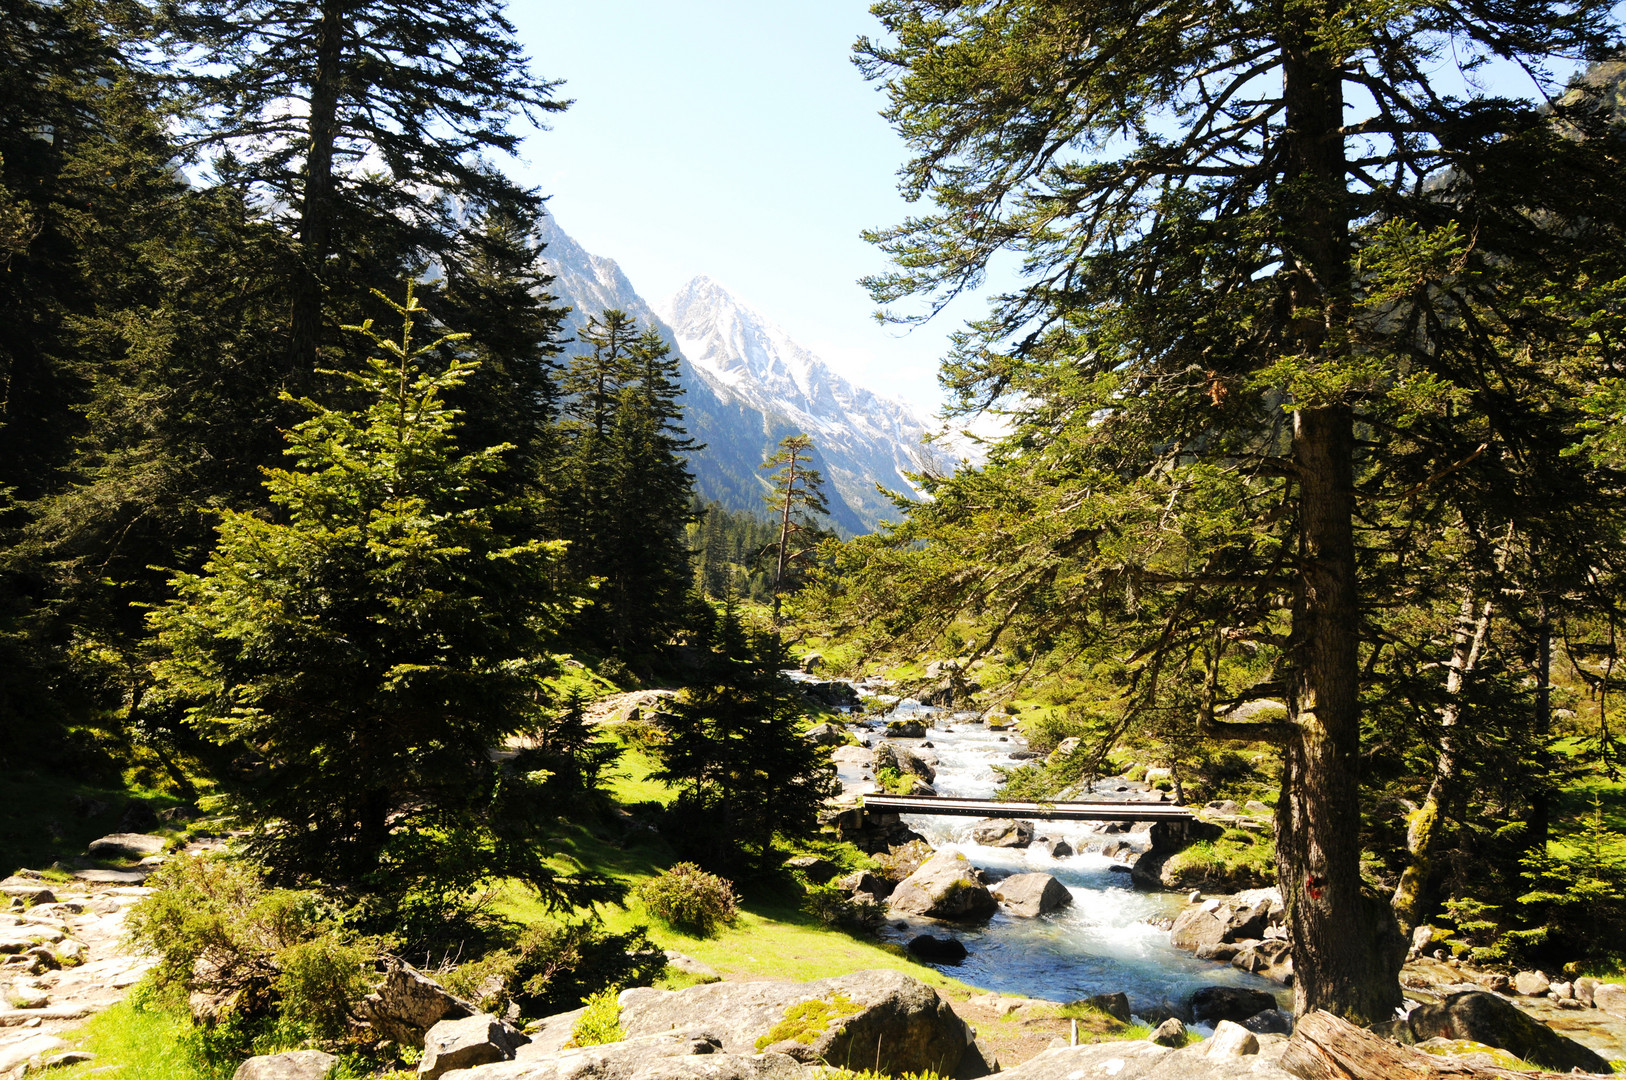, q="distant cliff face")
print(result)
[536,216,952,535]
